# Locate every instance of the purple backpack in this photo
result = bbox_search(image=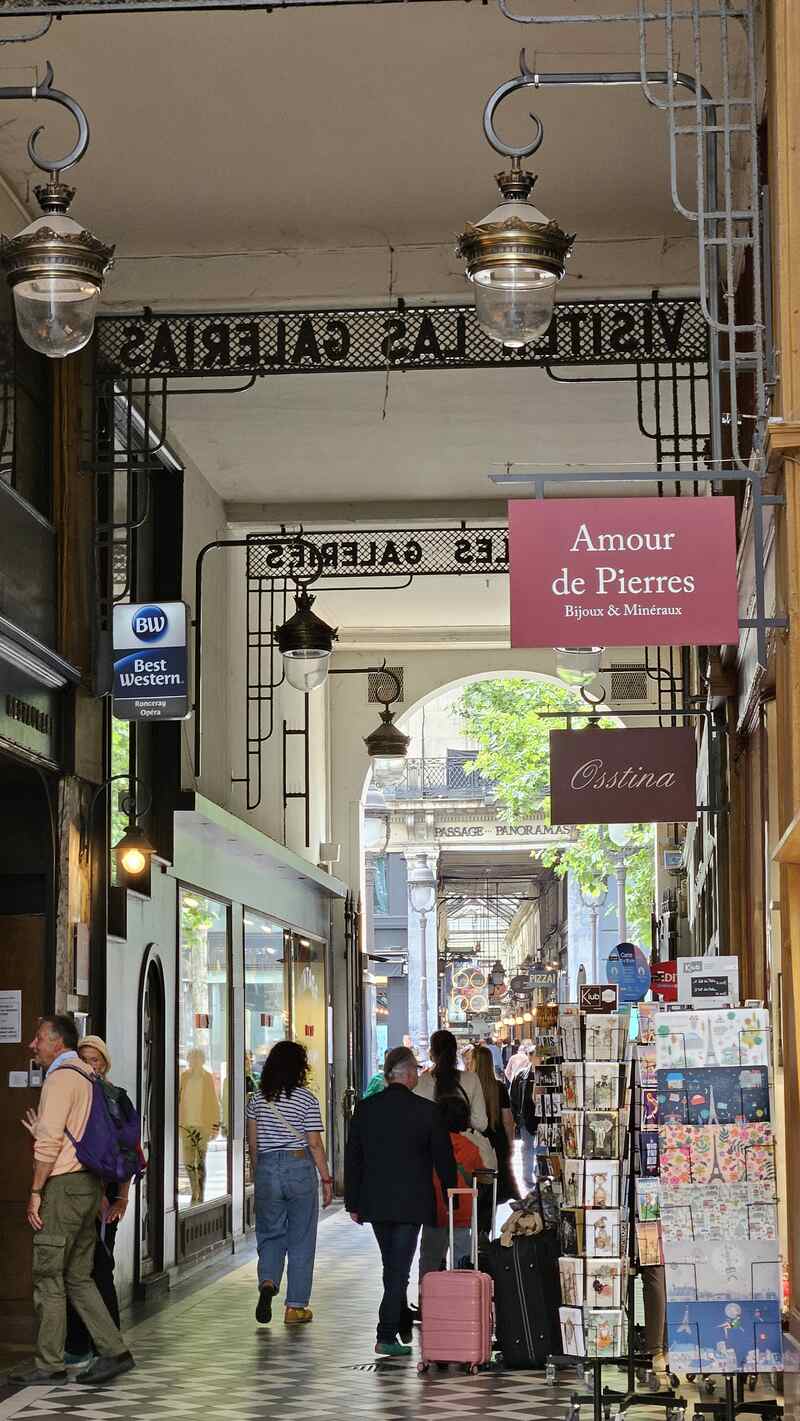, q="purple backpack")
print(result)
[60,1065,146,1183]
